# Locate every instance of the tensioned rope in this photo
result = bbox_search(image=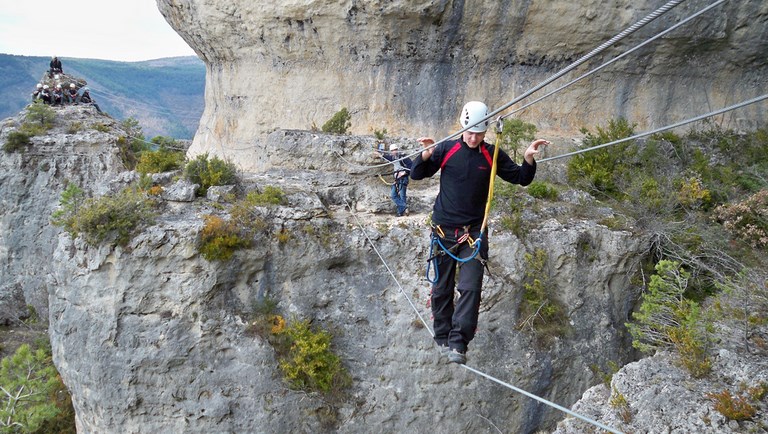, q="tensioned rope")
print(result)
[538,94,768,163]
[499,0,727,121]
[335,0,687,171]
[345,199,433,335]
[344,200,625,434]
